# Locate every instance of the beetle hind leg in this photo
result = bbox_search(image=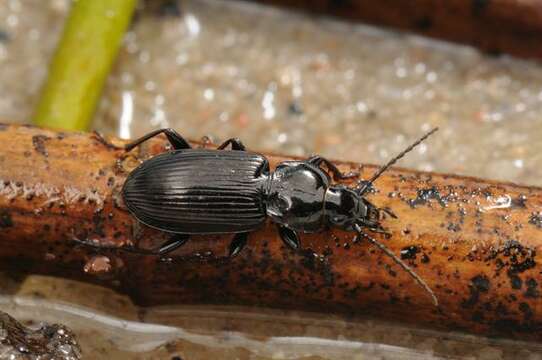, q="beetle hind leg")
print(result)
[72,237,159,255]
[71,233,190,256]
[125,128,192,151]
[93,131,124,150]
